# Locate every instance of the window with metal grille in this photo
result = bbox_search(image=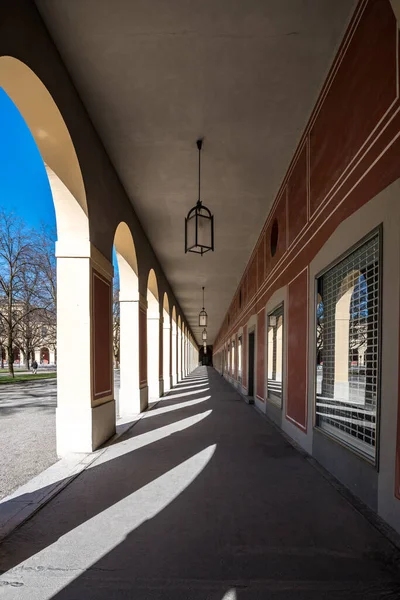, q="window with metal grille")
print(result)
[315,230,380,462]
[267,303,284,406]
[238,336,242,382]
